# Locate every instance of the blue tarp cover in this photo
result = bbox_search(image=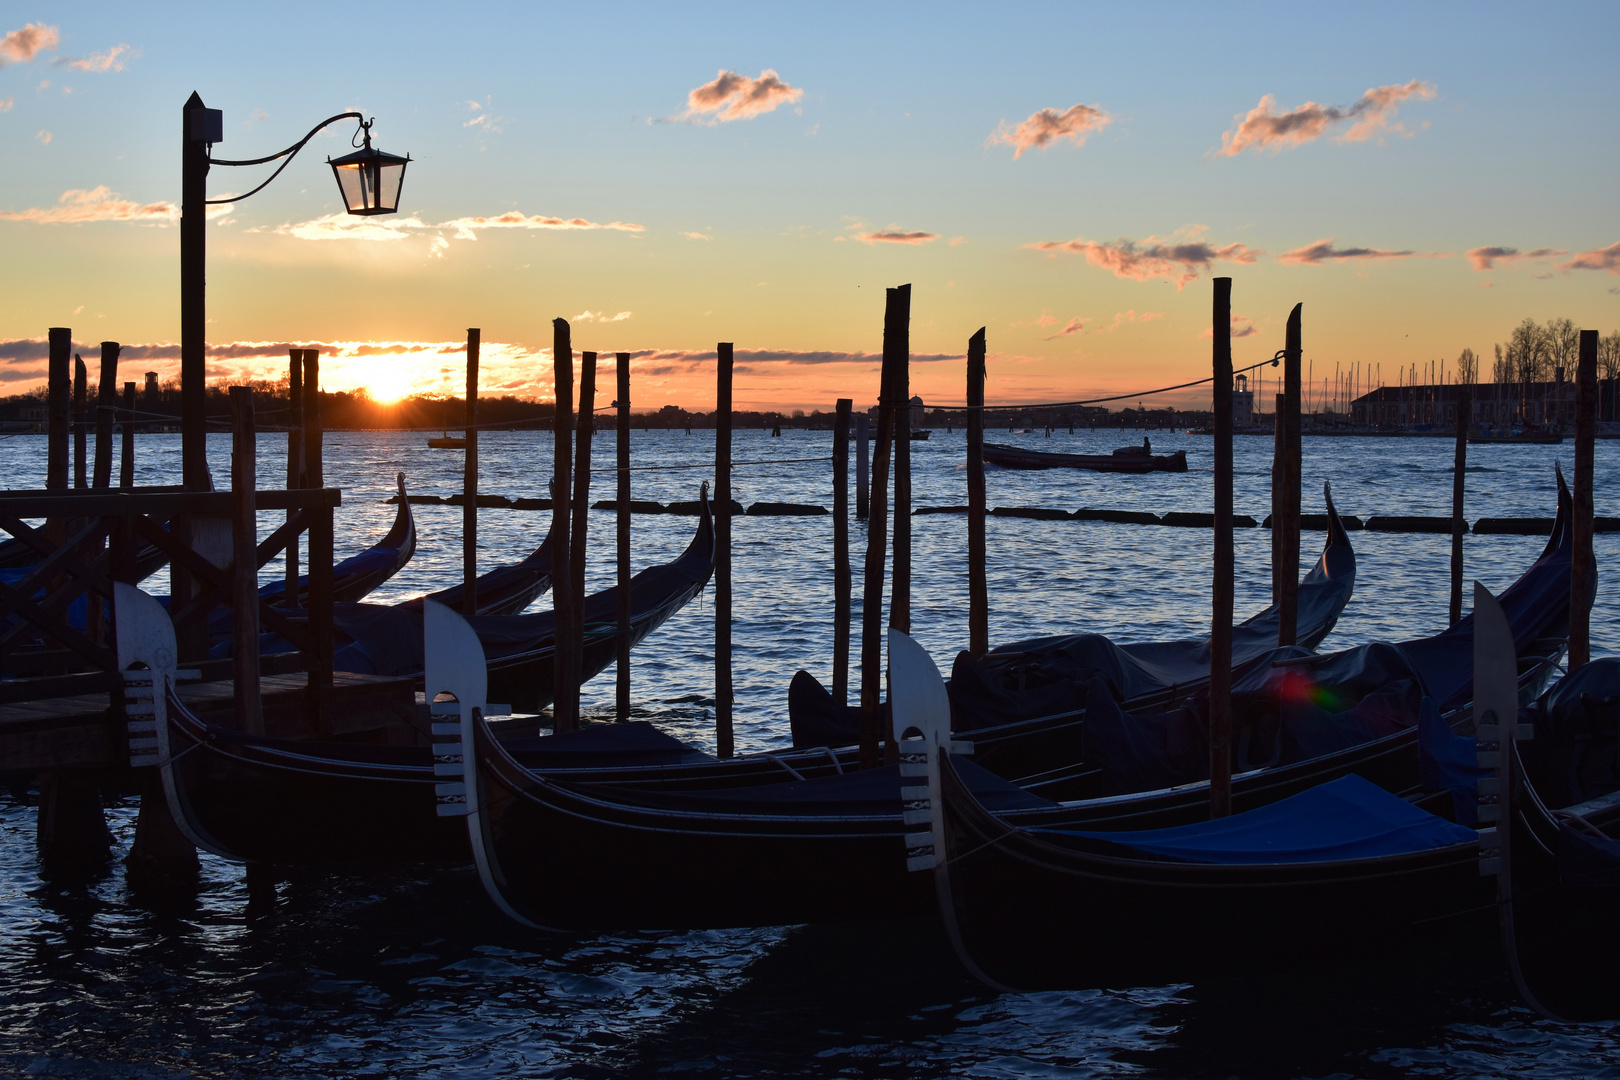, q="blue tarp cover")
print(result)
[1037,773,1477,865]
